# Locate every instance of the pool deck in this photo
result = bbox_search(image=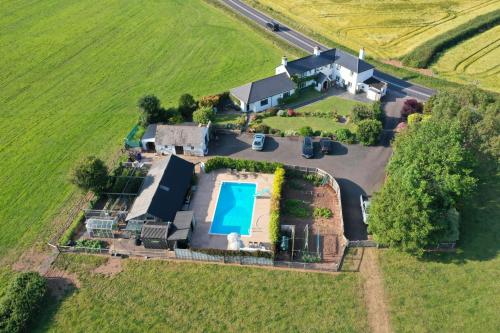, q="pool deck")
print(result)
[190,169,274,251]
